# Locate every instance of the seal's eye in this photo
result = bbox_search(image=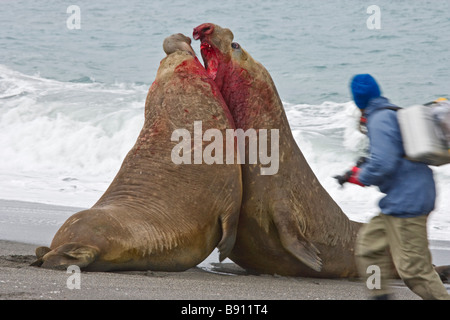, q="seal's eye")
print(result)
[231,42,240,49]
